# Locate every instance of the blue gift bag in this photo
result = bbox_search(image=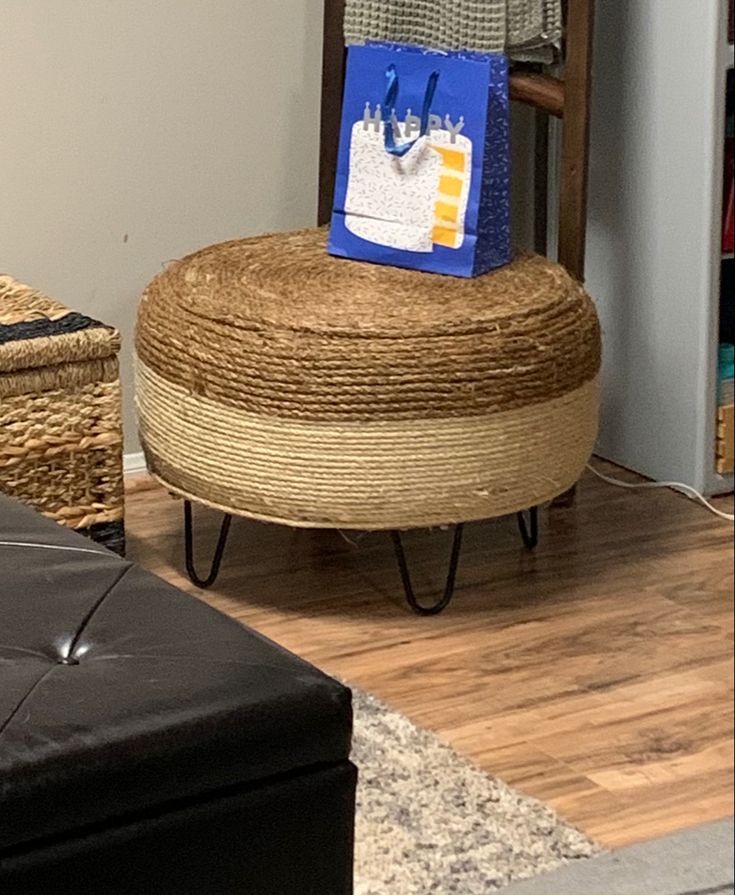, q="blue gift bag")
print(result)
[328,42,510,278]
